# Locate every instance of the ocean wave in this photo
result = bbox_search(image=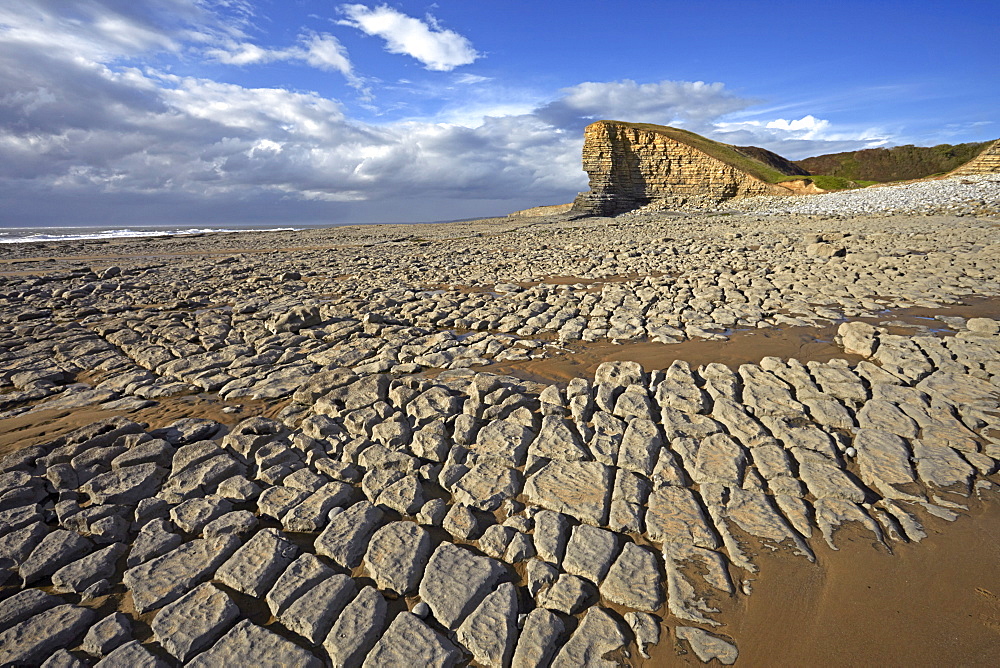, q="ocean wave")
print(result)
[0,226,303,244]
